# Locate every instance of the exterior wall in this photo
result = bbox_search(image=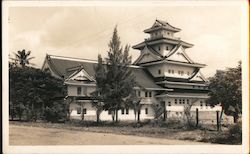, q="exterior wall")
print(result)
[67,85,96,96]
[69,102,154,121]
[136,90,158,105]
[69,101,96,120]
[163,63,195,79]
[151,44,174,57]
[146,63,196,79]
